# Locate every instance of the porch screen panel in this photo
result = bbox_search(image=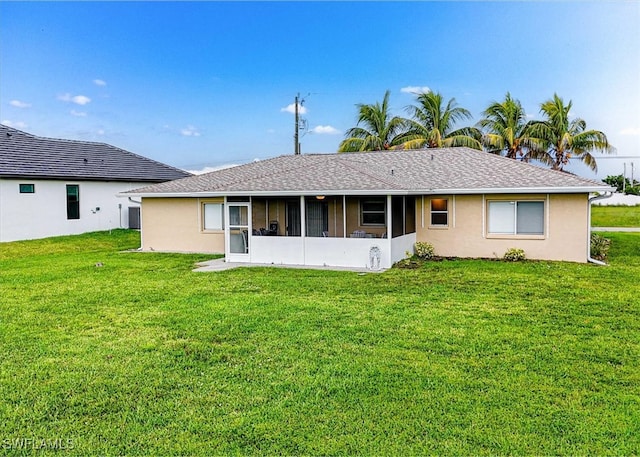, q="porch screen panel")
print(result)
[361,199,386,225]
[306,201,328,237]
[405,196,416,234]
[392,196,404,238]
[286,201,301,236]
